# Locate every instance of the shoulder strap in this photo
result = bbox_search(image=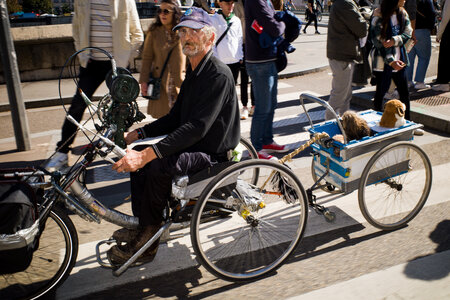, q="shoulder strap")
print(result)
[216,22,233,47]
[159,46,175,79]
